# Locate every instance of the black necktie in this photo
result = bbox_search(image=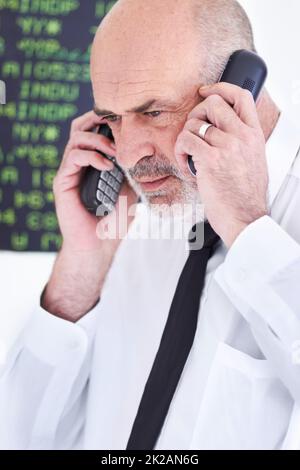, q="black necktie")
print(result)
[126,221,220,450]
